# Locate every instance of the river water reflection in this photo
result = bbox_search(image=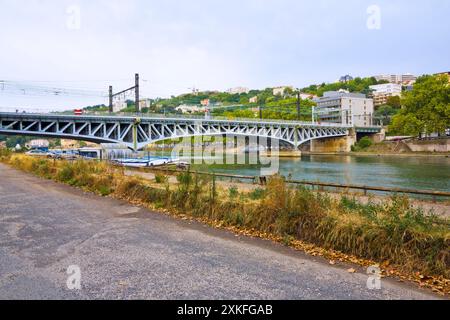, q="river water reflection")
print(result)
[185,154,450,192]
